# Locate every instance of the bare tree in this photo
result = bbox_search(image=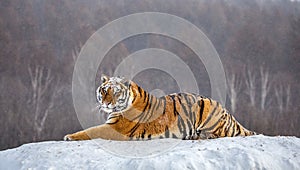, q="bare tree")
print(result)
[274,83,284,114]
[227,71,243,113]
[216,87,226,107]
[244,67,257,107]
[275,81,292,114]
[285,84,291,111]
[260,66,271,110]
[28,65,58,141]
